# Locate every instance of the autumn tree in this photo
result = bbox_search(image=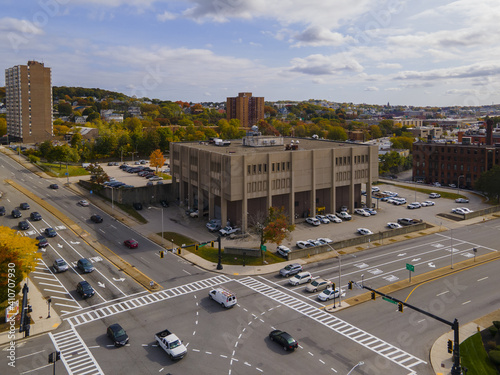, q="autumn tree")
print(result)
[0,227,41,305]
[475,165,500,202]
[149,149,165,174]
